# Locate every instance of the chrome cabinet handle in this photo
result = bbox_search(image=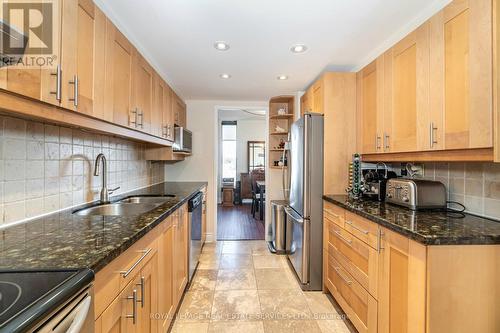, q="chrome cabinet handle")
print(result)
[324,209,339,218]
[167,125,171,138]
[430,122,438,148]
[50,64,62,102]
[126,289,138,324]
[333,230,352,245]
[377,228,384,253]
[375,134,381,150]
[120,248,152,278]
[162,125,167,137]
[136,276,145,308]
[69,75,78,107]
[345,220,369,235]
[137,109,144,128]
[334,266,353,285]
[130,108,138,127]
[384,133,390,151]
